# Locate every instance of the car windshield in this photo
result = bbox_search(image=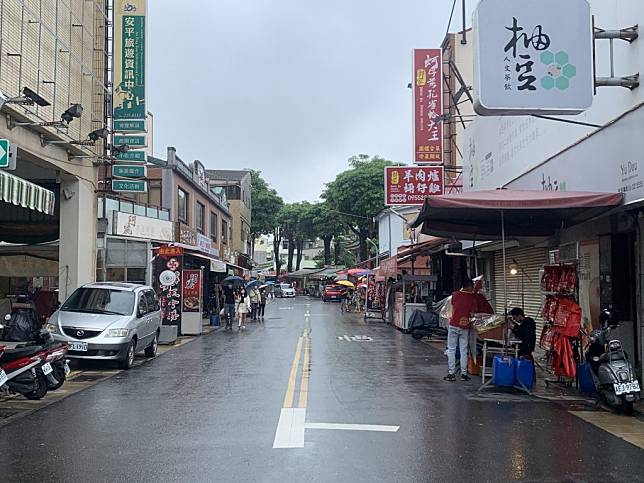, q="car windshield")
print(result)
[280,284,291,290]
[61,288,135,316]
